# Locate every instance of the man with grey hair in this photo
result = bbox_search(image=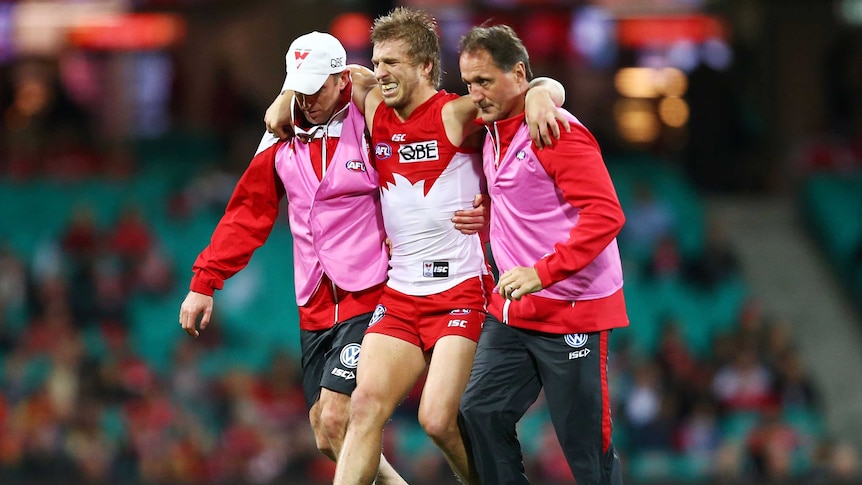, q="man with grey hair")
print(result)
[458,24,628,485]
